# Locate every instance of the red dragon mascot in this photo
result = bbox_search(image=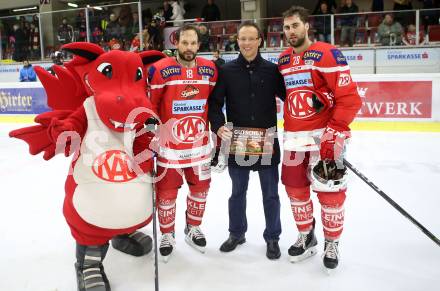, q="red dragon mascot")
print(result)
[9,42,166,291]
